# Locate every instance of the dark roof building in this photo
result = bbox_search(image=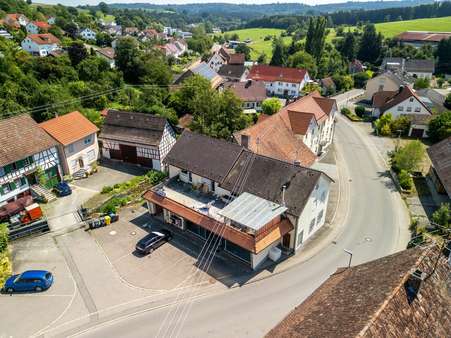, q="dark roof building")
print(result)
[405,59,435,74]
[267,245,451,338]
[396,31,451,46]
[427,136,451,198]
[217,64,248,81]
[224,80,267,103]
